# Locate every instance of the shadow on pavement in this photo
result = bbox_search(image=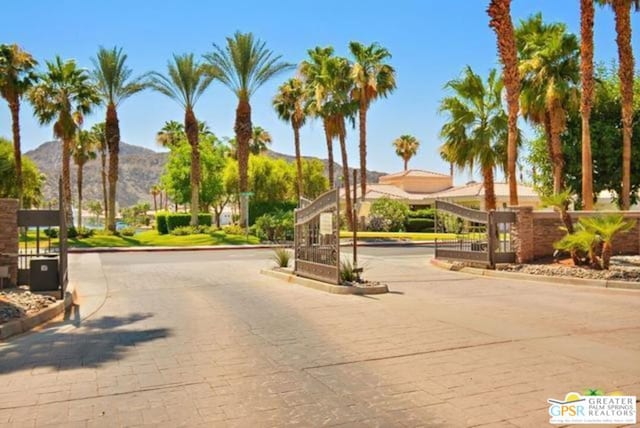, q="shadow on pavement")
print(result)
[0,313,170,374]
